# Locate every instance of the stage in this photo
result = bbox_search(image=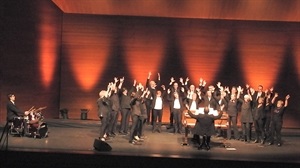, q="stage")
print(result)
[0,119,299,168]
